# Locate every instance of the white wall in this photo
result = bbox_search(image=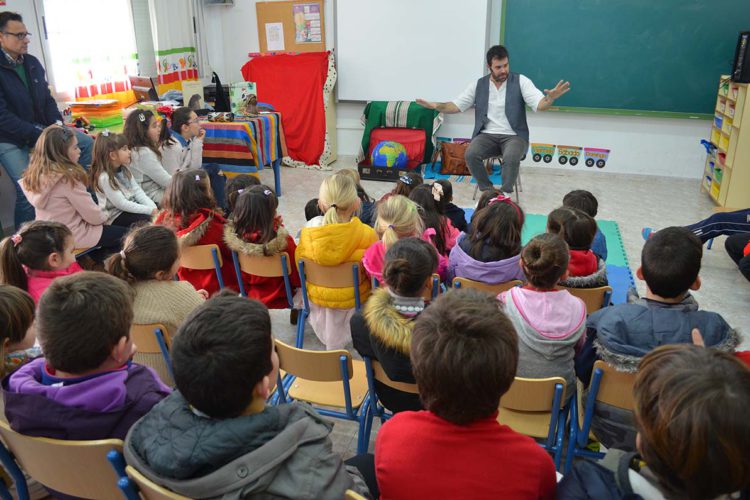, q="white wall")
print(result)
[202,0,709,179]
